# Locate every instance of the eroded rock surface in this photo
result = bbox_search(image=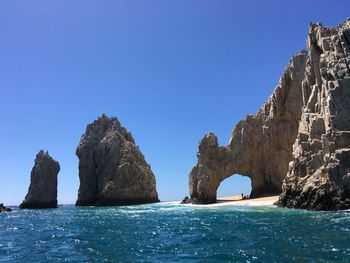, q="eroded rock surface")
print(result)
[20,150,60,209]
[189,51,308,204]
[76,114,159,206]
[189,19,350,209]
[278,20,350,210]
